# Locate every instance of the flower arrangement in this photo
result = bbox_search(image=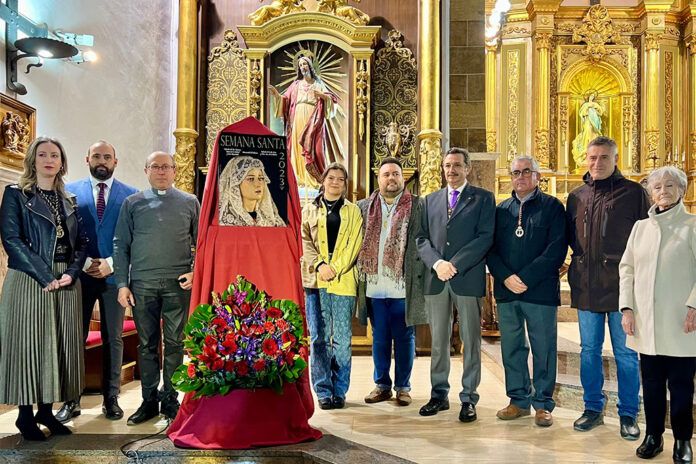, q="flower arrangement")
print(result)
[172,275,308,397]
